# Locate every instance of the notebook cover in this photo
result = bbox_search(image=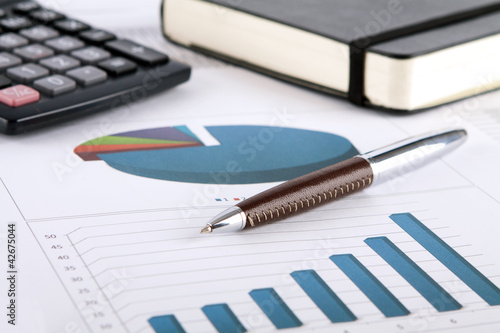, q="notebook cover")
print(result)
[161,0,500,111]
[201,0,500,58]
